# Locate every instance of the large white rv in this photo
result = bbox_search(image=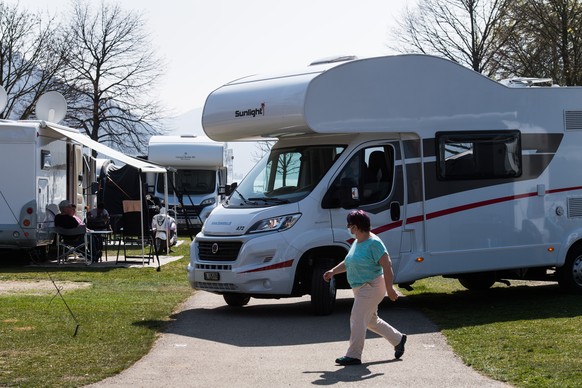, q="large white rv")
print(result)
[187,54,582,314]
[0,121,87,253]
[147,135,232,230]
